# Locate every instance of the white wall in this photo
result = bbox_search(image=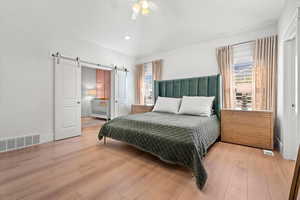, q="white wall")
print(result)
[0,30,135,144]
[137,24,277,80]
[277,0,300,159]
